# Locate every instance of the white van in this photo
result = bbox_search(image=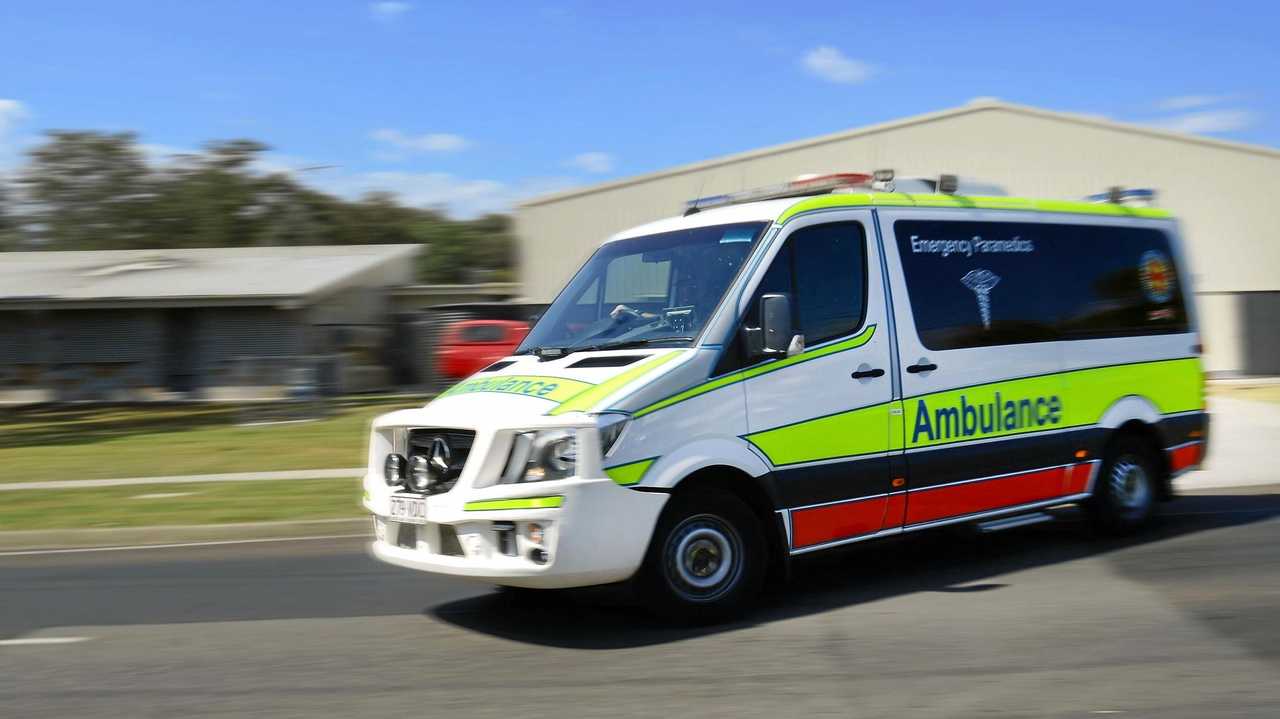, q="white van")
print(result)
[363,173,1207,619]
